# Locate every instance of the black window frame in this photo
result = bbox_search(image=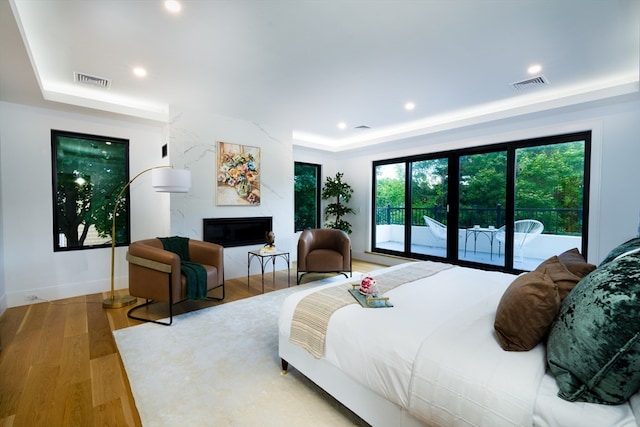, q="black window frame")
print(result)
[294,161,322,232]
[372,131,591,273]
[51,129,130,252]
